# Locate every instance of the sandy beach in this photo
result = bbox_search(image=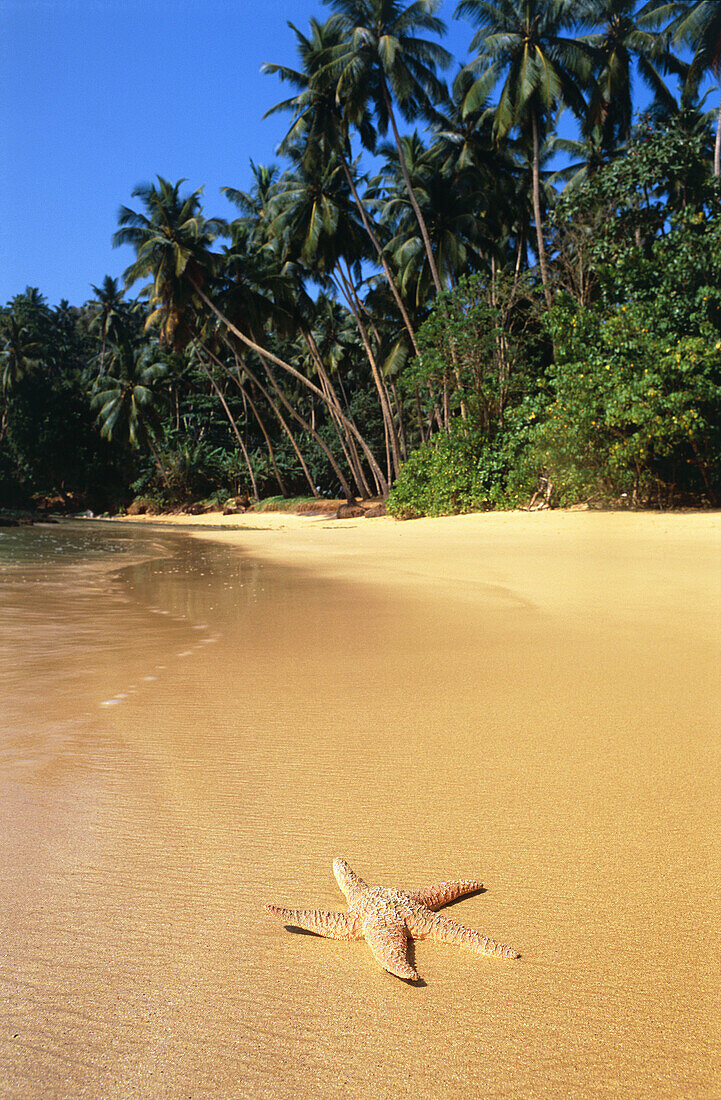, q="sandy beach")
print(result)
[1,510,720,1098]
